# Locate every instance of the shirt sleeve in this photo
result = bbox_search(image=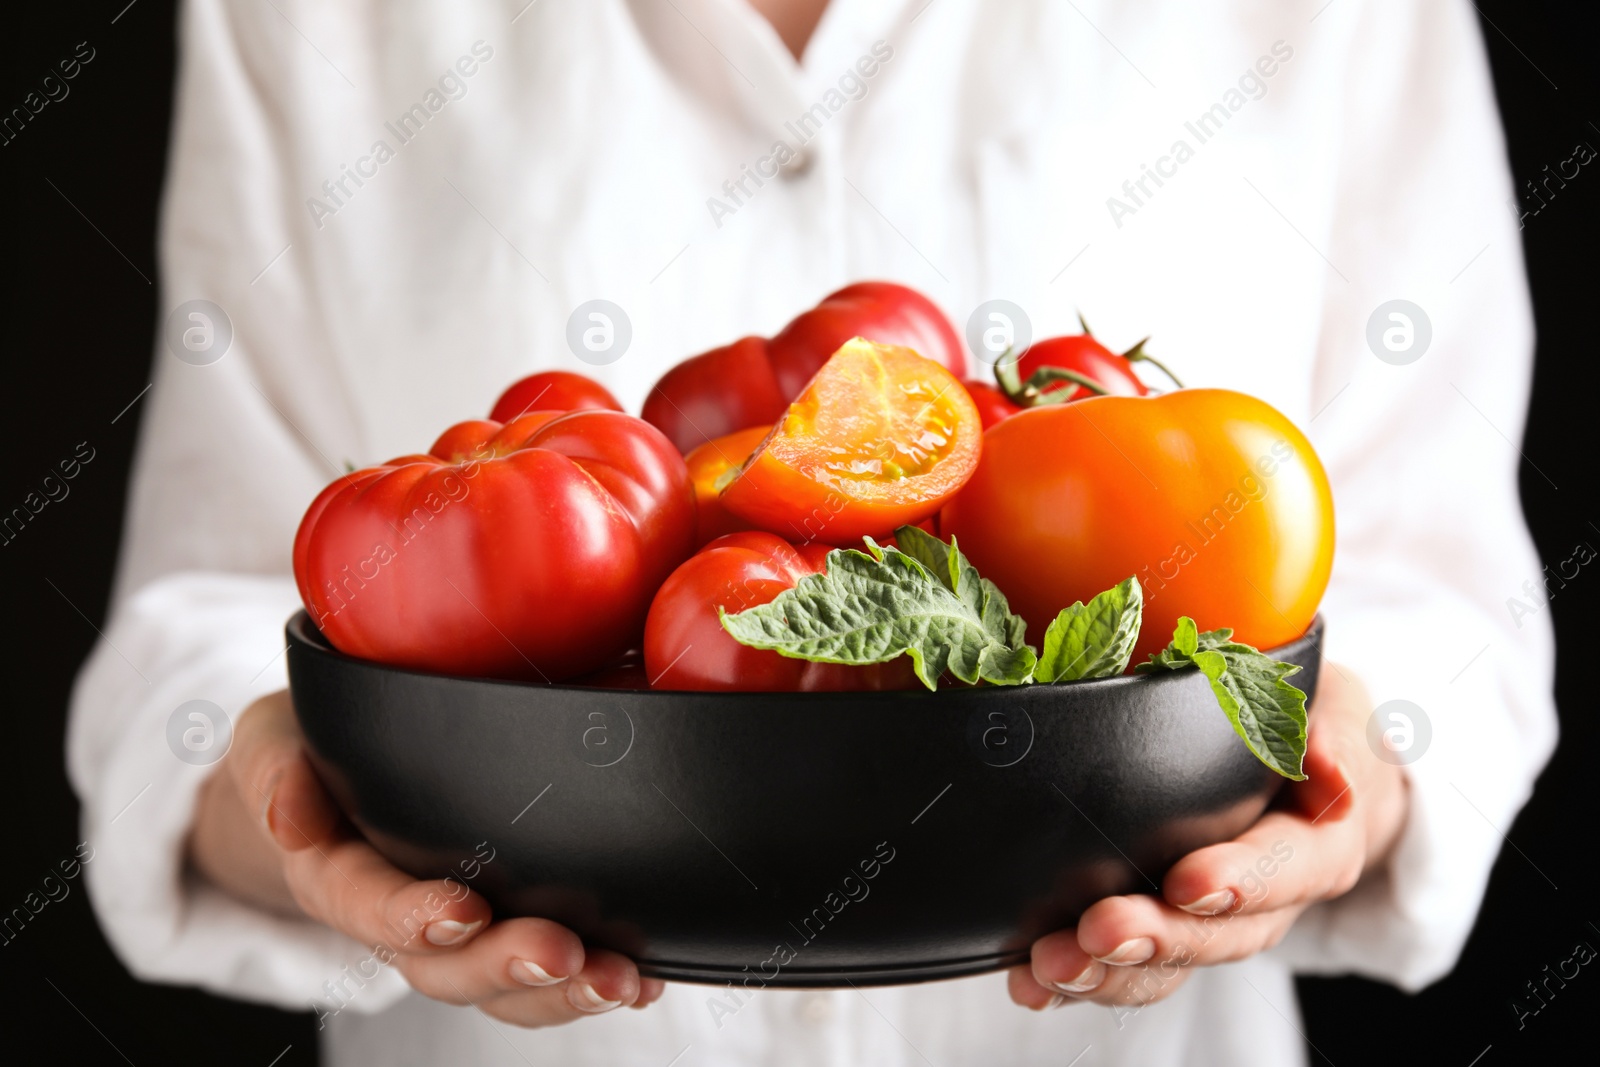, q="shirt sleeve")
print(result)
[65,0,408,1012]
[1272,0,1557,989]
